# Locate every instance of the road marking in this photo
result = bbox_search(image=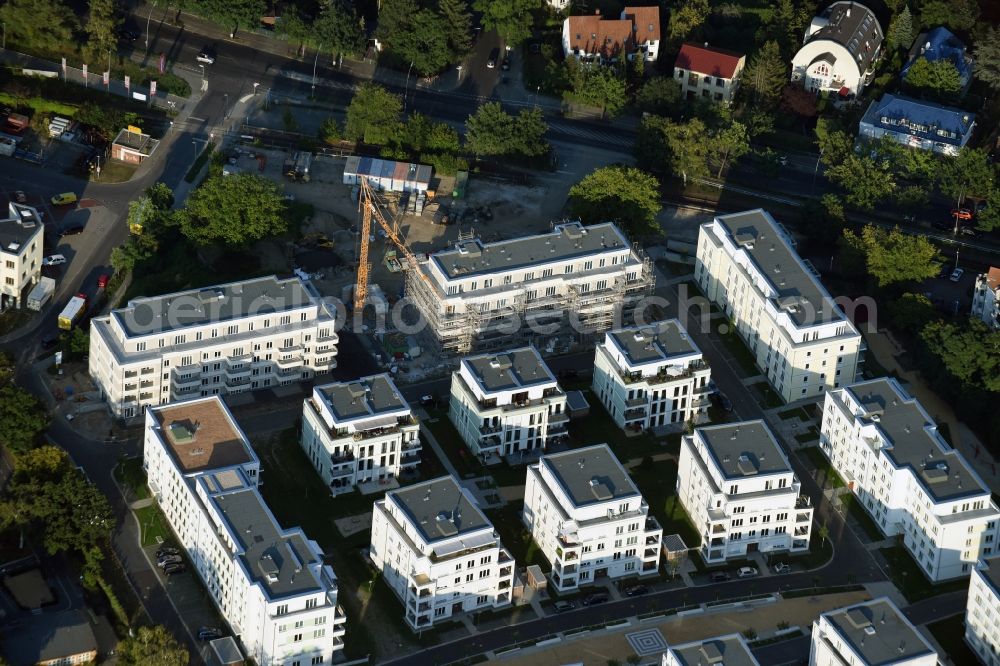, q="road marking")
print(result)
[188,117,206,121]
